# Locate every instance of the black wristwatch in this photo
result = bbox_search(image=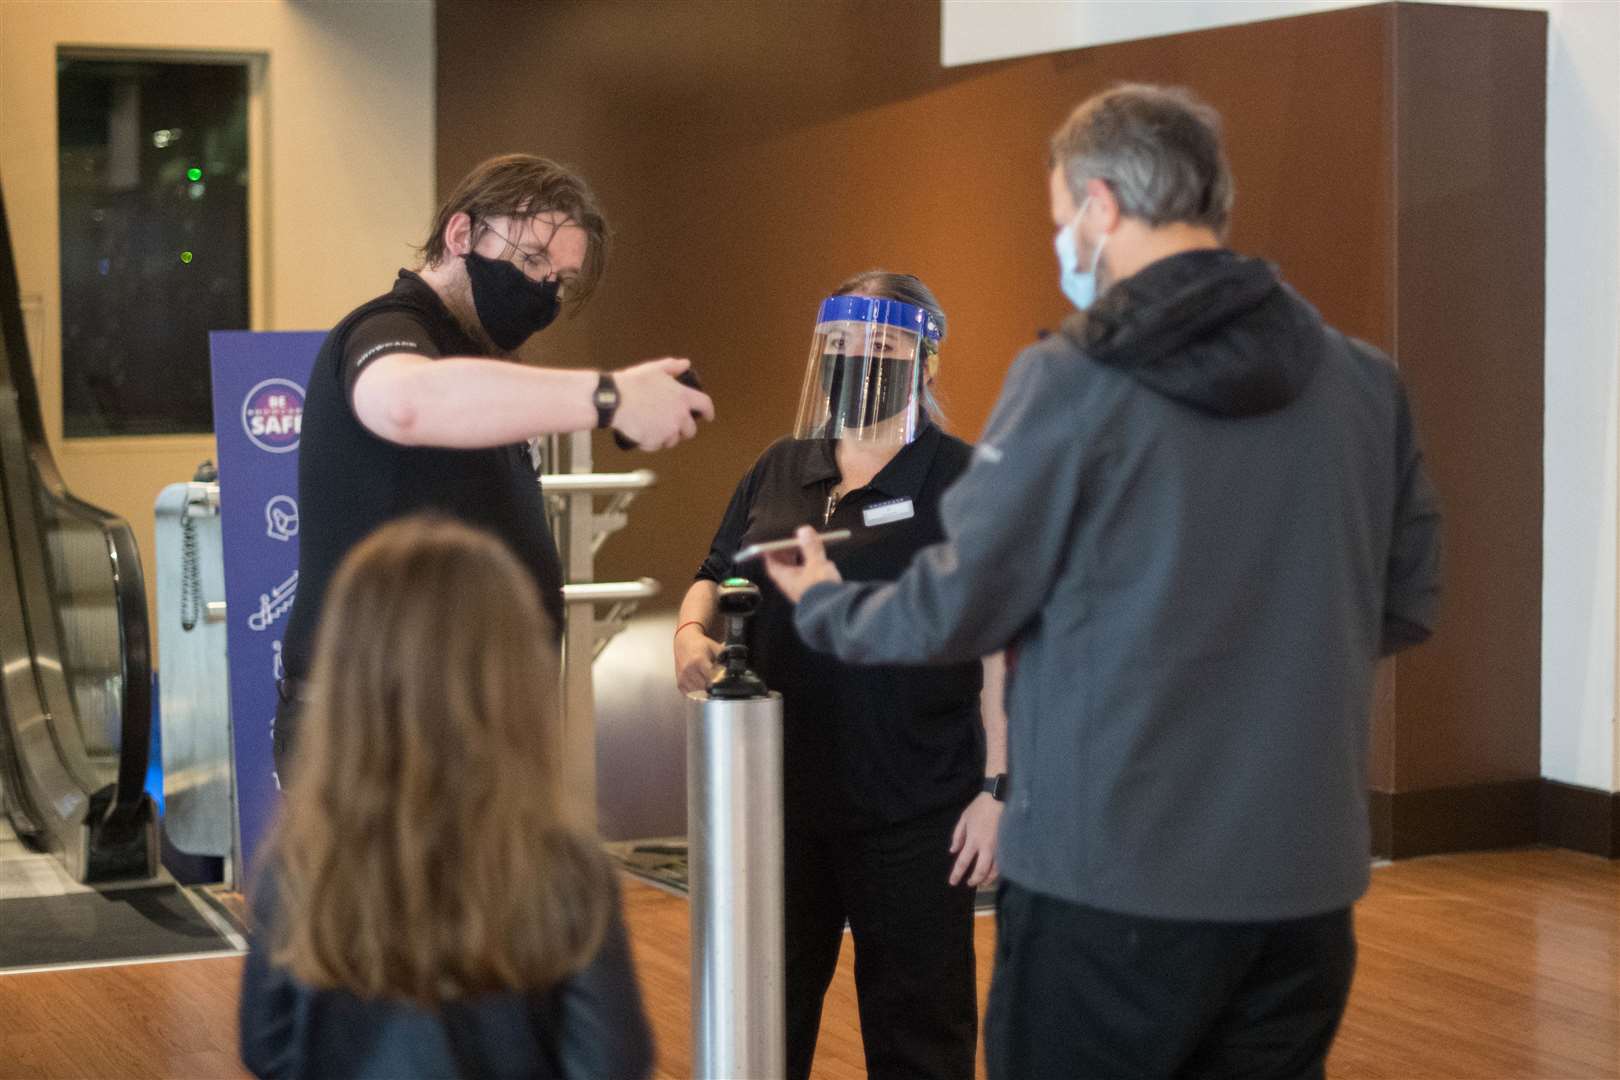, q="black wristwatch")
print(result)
[982,773,1008,802]
[593,372,620,429]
